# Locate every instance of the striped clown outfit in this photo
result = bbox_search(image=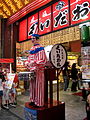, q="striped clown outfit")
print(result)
[25,44,47,107]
